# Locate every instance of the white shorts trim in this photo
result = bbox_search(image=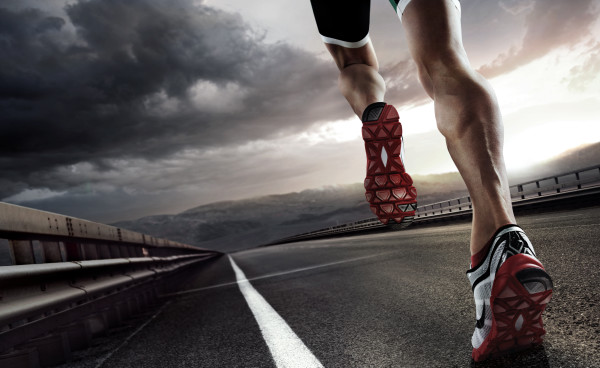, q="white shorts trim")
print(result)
[396,0,461,22]
[321,33,371,49]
